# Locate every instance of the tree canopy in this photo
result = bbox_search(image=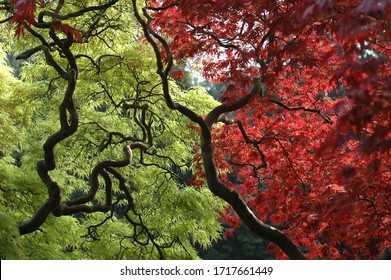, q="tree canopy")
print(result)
[0,0,390,260]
